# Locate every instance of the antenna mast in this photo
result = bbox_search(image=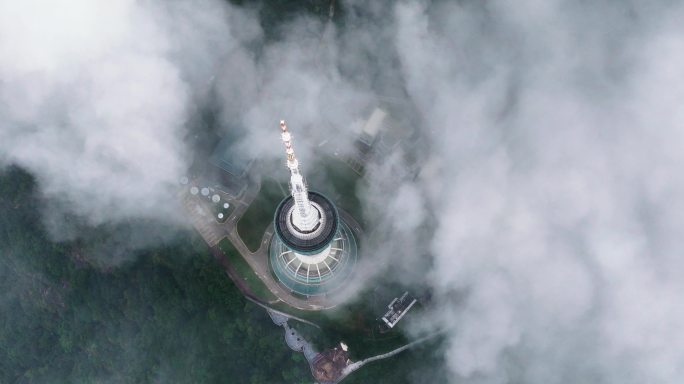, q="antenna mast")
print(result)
[280,120,320,232]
